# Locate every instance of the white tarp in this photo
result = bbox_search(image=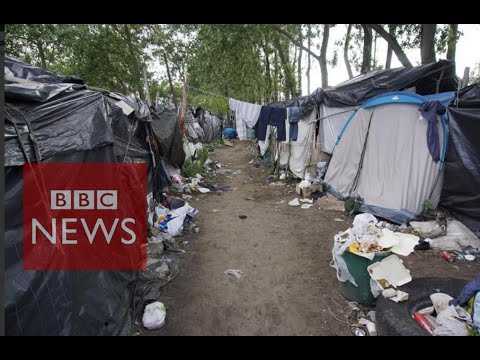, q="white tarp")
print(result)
[319,104,356,154]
